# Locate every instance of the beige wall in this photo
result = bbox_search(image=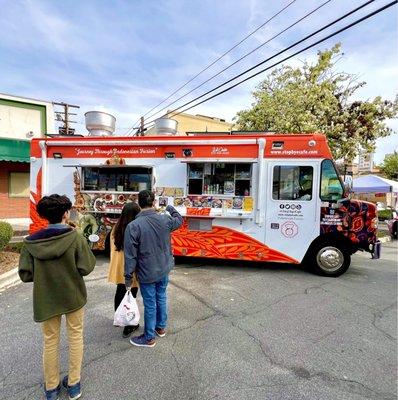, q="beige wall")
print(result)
[0,93,54,139]
[145,112,234,136]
